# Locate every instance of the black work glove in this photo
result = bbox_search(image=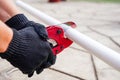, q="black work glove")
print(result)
[0,14,56,77]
